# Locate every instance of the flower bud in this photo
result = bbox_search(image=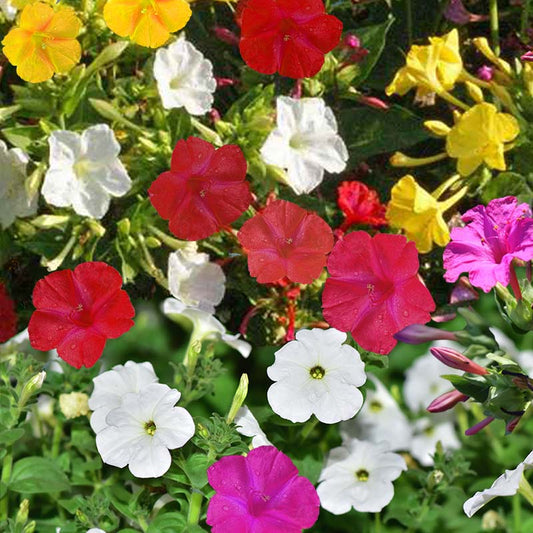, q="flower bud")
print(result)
[394,324,458,344]
[427,469,444,490]
[19,371,46,408]
[427,389,469,413]
[430,346,488,375]
[16,498,29,525]
[226,373,249,424]
[465,416,495,436]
